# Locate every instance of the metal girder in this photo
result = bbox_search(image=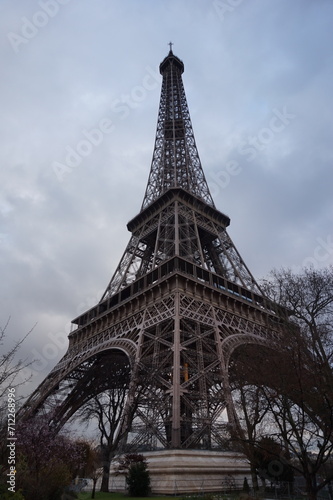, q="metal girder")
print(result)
[101,193,262,299]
